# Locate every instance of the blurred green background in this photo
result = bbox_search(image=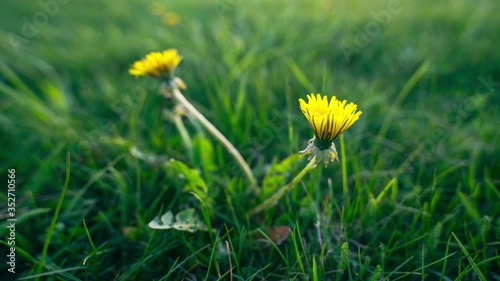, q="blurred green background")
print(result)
[1,0,499,280]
